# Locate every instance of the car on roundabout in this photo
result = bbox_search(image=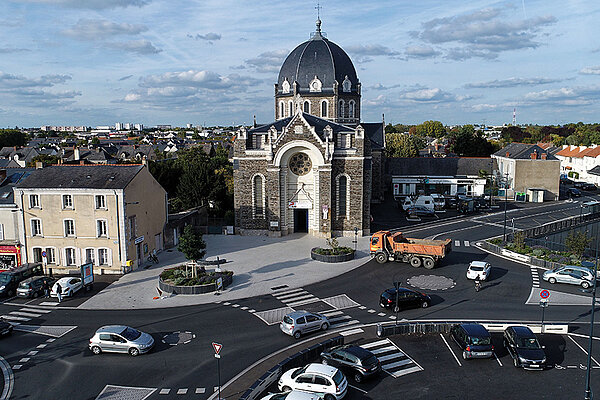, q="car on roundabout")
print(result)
[278,363,348,400]
[51,277,83,298]
[320,345,380,383]
[89,325,155,356]
[260,391,321,400]
[280,311,329,339]
[466,261,491,281]
[379,287,431,312]
[503,326,546,370]
[542,265,595,289]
